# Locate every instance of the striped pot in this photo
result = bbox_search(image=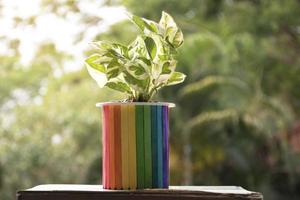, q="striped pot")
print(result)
[96,102,175,190]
